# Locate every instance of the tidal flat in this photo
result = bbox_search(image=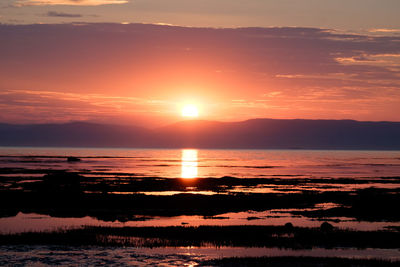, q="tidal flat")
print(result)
[1,148,400,265]
[1,172,400,224]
